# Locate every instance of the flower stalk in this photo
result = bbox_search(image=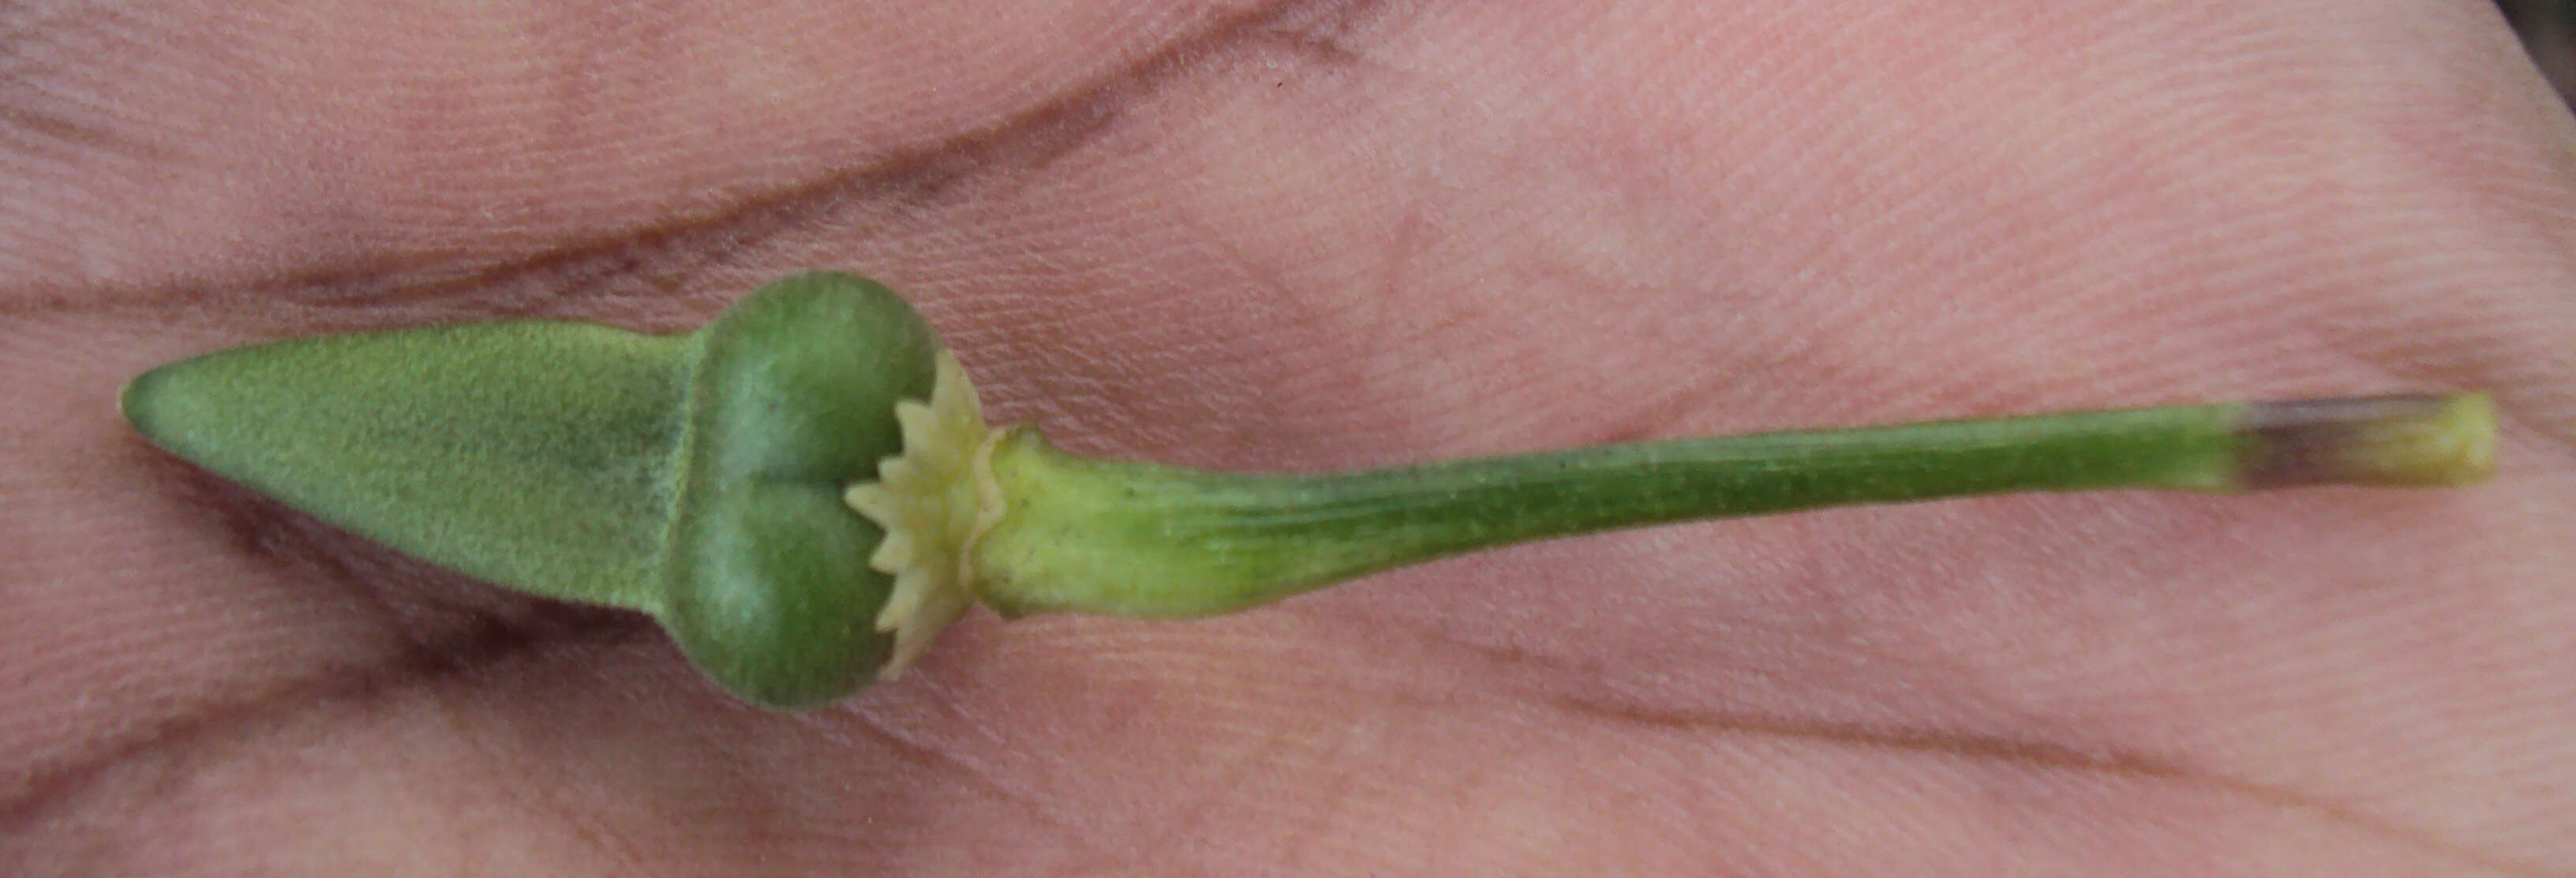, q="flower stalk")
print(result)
[929,392,2492,620]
